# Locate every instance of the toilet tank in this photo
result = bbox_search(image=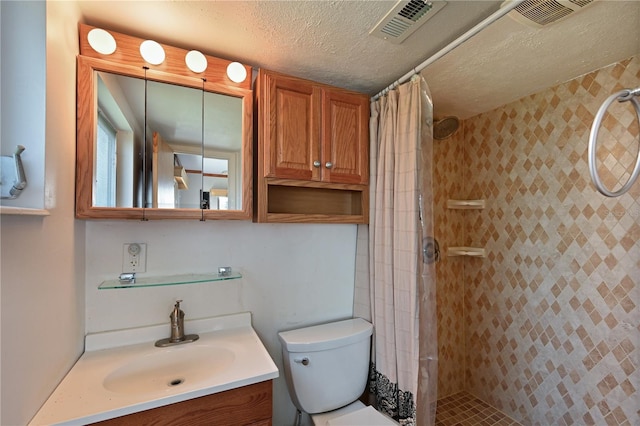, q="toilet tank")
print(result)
[278,318,373,414]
